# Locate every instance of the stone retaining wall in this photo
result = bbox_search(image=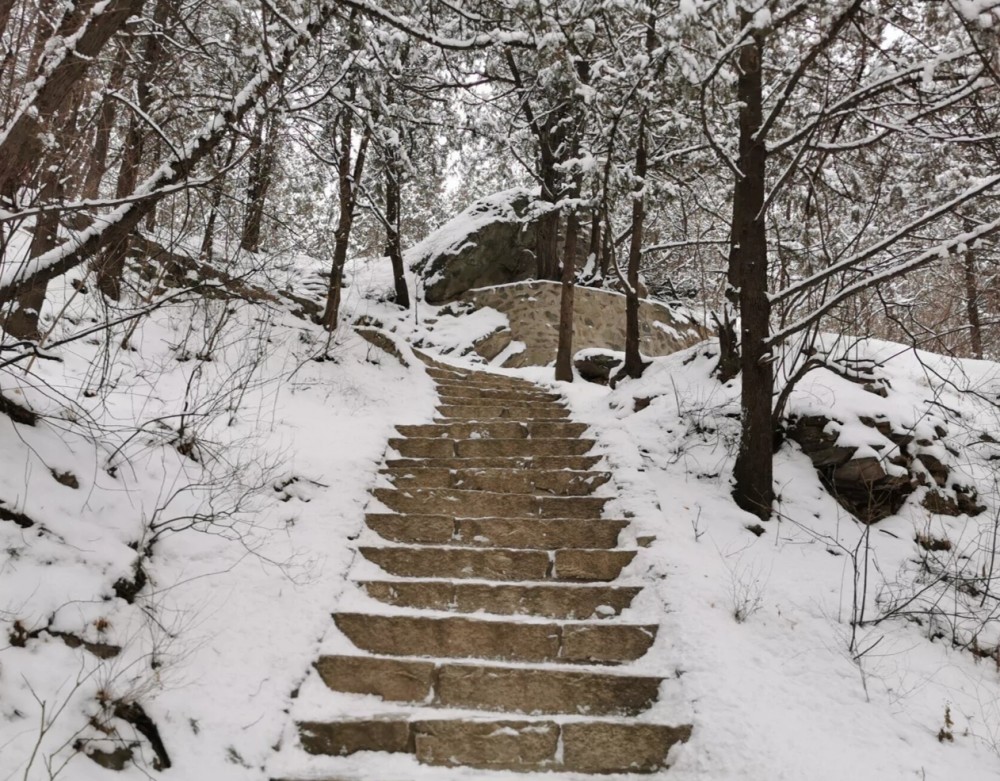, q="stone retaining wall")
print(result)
[460,281,708,367]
